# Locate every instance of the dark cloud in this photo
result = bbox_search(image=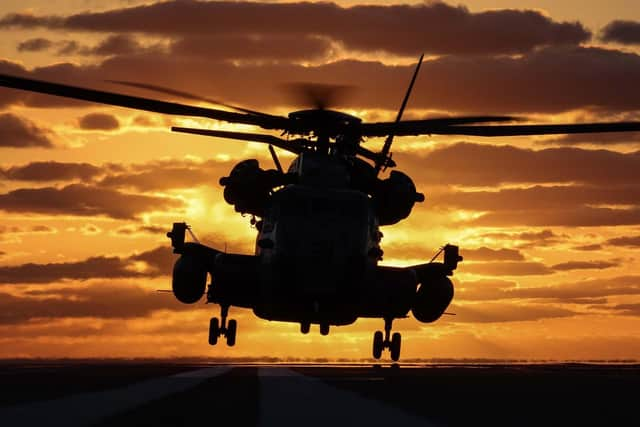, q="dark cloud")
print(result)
[90,34,145,56]
[450,302,577,323]
[471,206,640,227]
[606,235,640,248]
[0,2,590,56]
[0,184,182,219]
[479,229,566,248]
[2,46,640,114]
[1,161,101,181]
[171,35,332,61]
[17,37,53,52]
[462,261,554,276]
[0,225,55,235]
[573,244,604,251]
[459,247,524,261]
[0,283,195,325]
[401,143,640,187]
[78,112,120,130]
[608,303,640,316]
[551,260,621,271]
[98,158,233,191]
[0,113,53,147]
[115,224,166,236]
[458,276,640,301]
[0,246,173,284]
[384,244,524,262]
[428,184,640,227]
[601,20,640,45]
[540,131,640,147]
